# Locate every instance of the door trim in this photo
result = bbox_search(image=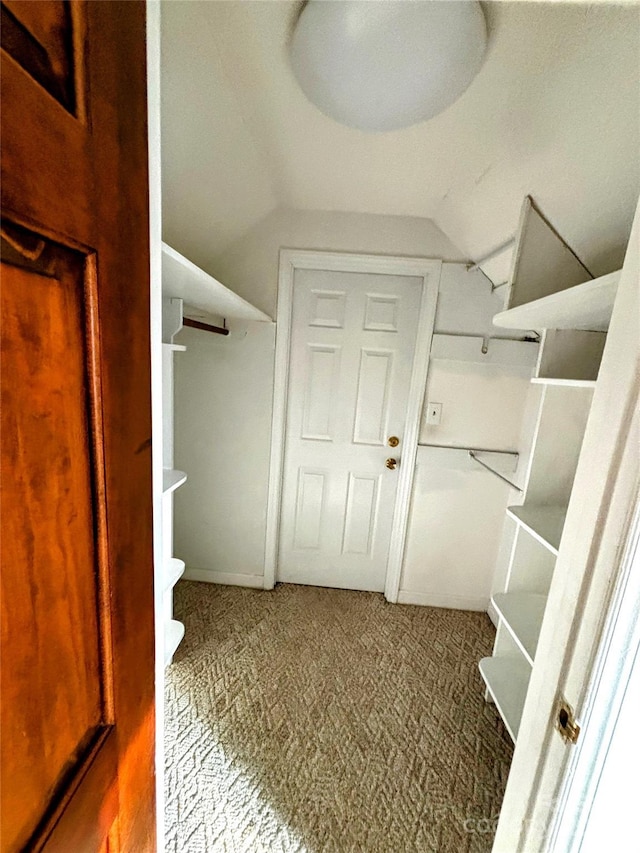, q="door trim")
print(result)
[264,250,441,599]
